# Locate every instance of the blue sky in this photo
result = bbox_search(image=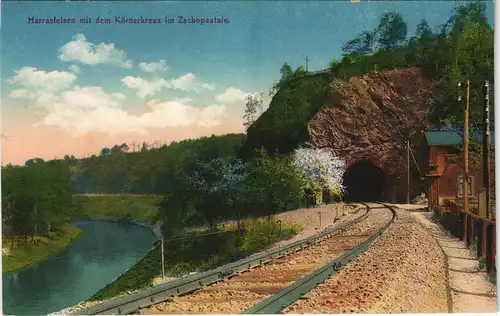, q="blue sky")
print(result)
[1,0,495,164]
